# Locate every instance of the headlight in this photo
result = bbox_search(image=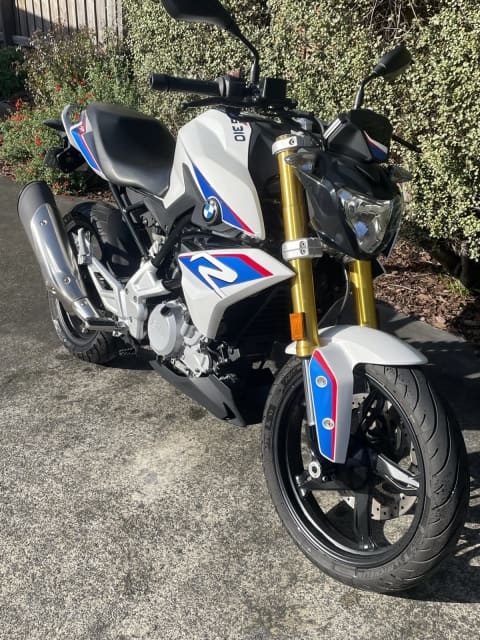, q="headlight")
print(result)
[338,189,404,254]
